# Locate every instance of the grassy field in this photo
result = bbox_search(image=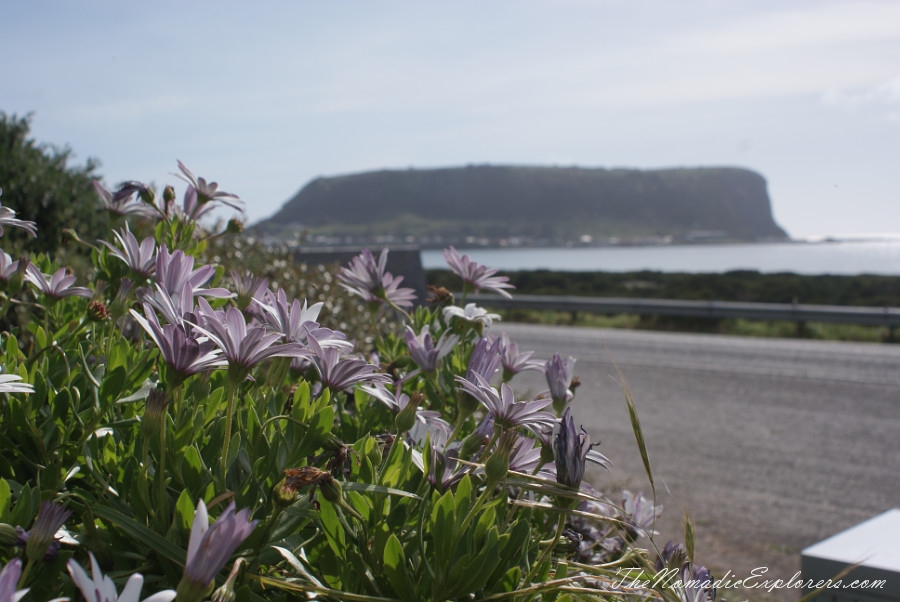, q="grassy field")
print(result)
[492,308,894,342]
